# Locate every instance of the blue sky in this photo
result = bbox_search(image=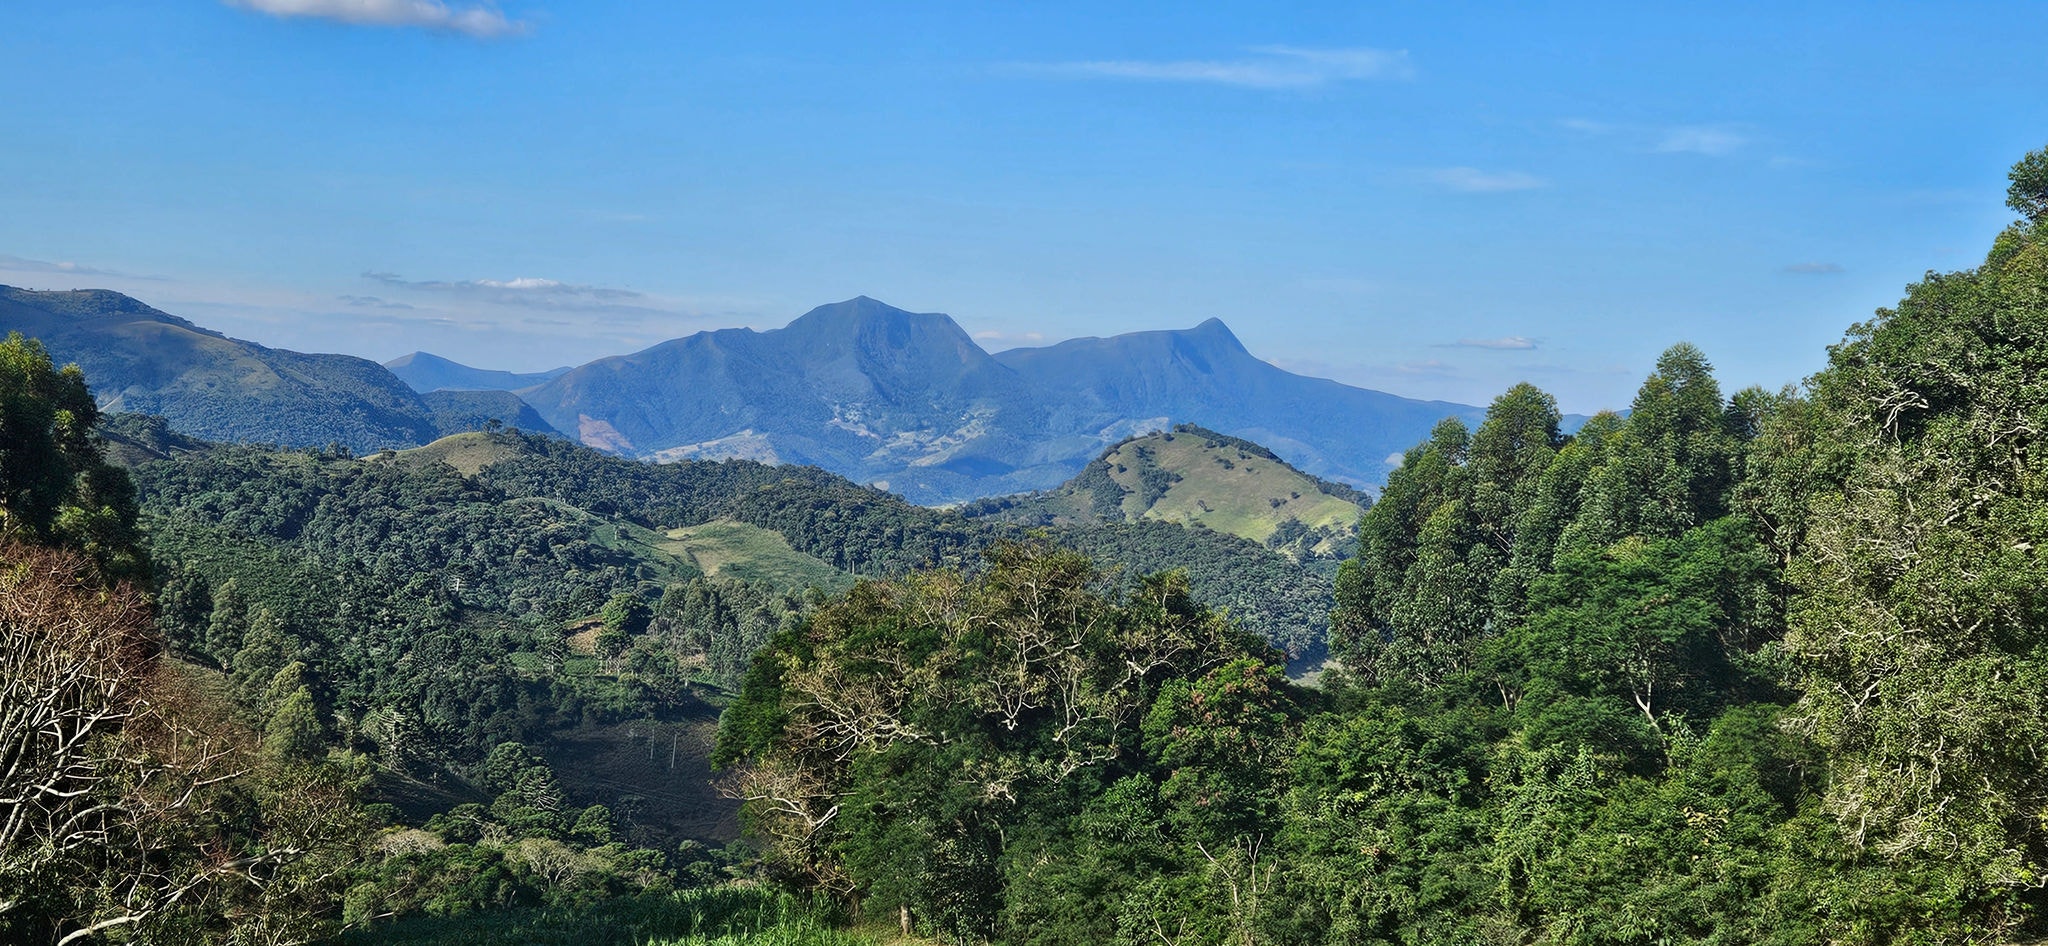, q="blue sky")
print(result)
[3,1,2042,412]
